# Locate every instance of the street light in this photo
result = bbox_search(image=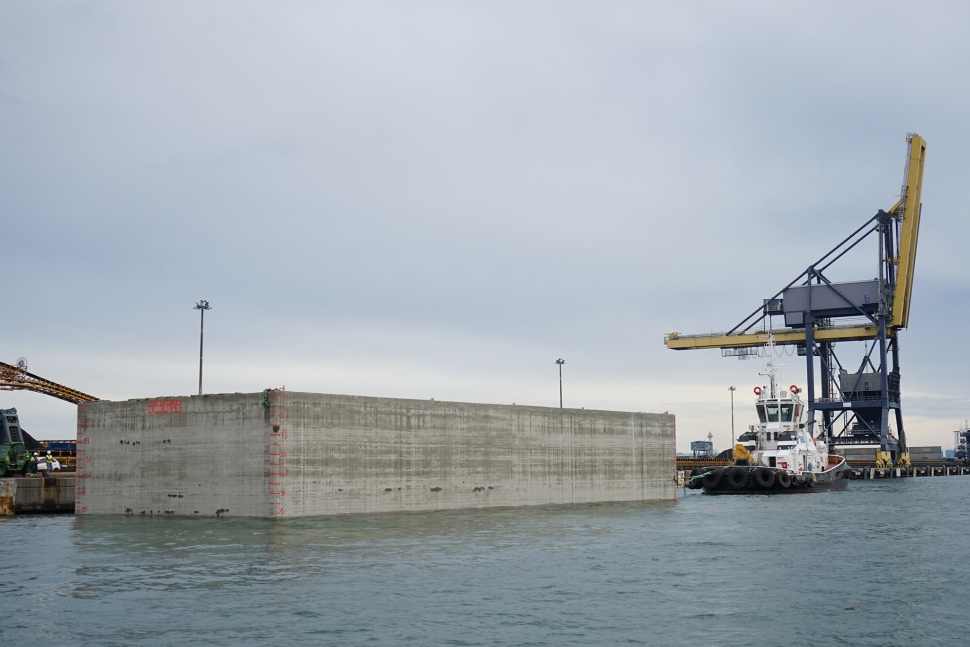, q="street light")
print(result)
[194,300,211,395]
[556,358,565,408]
[728,385,736,451]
